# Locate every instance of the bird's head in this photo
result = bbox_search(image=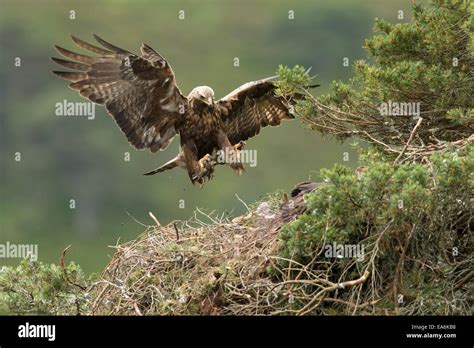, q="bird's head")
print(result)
[189,86,215,108]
